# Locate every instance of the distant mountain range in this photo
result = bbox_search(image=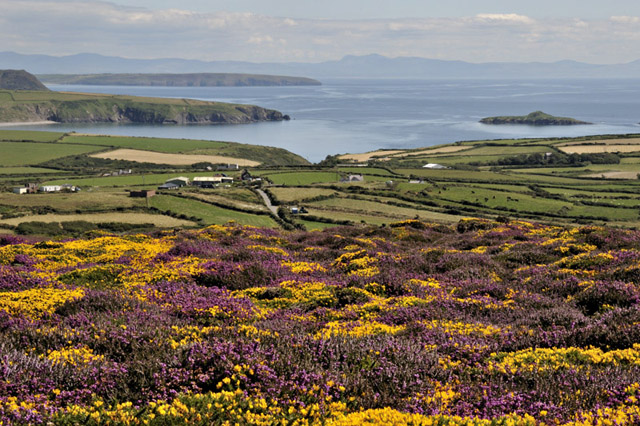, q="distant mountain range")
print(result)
[2,51,640,80]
